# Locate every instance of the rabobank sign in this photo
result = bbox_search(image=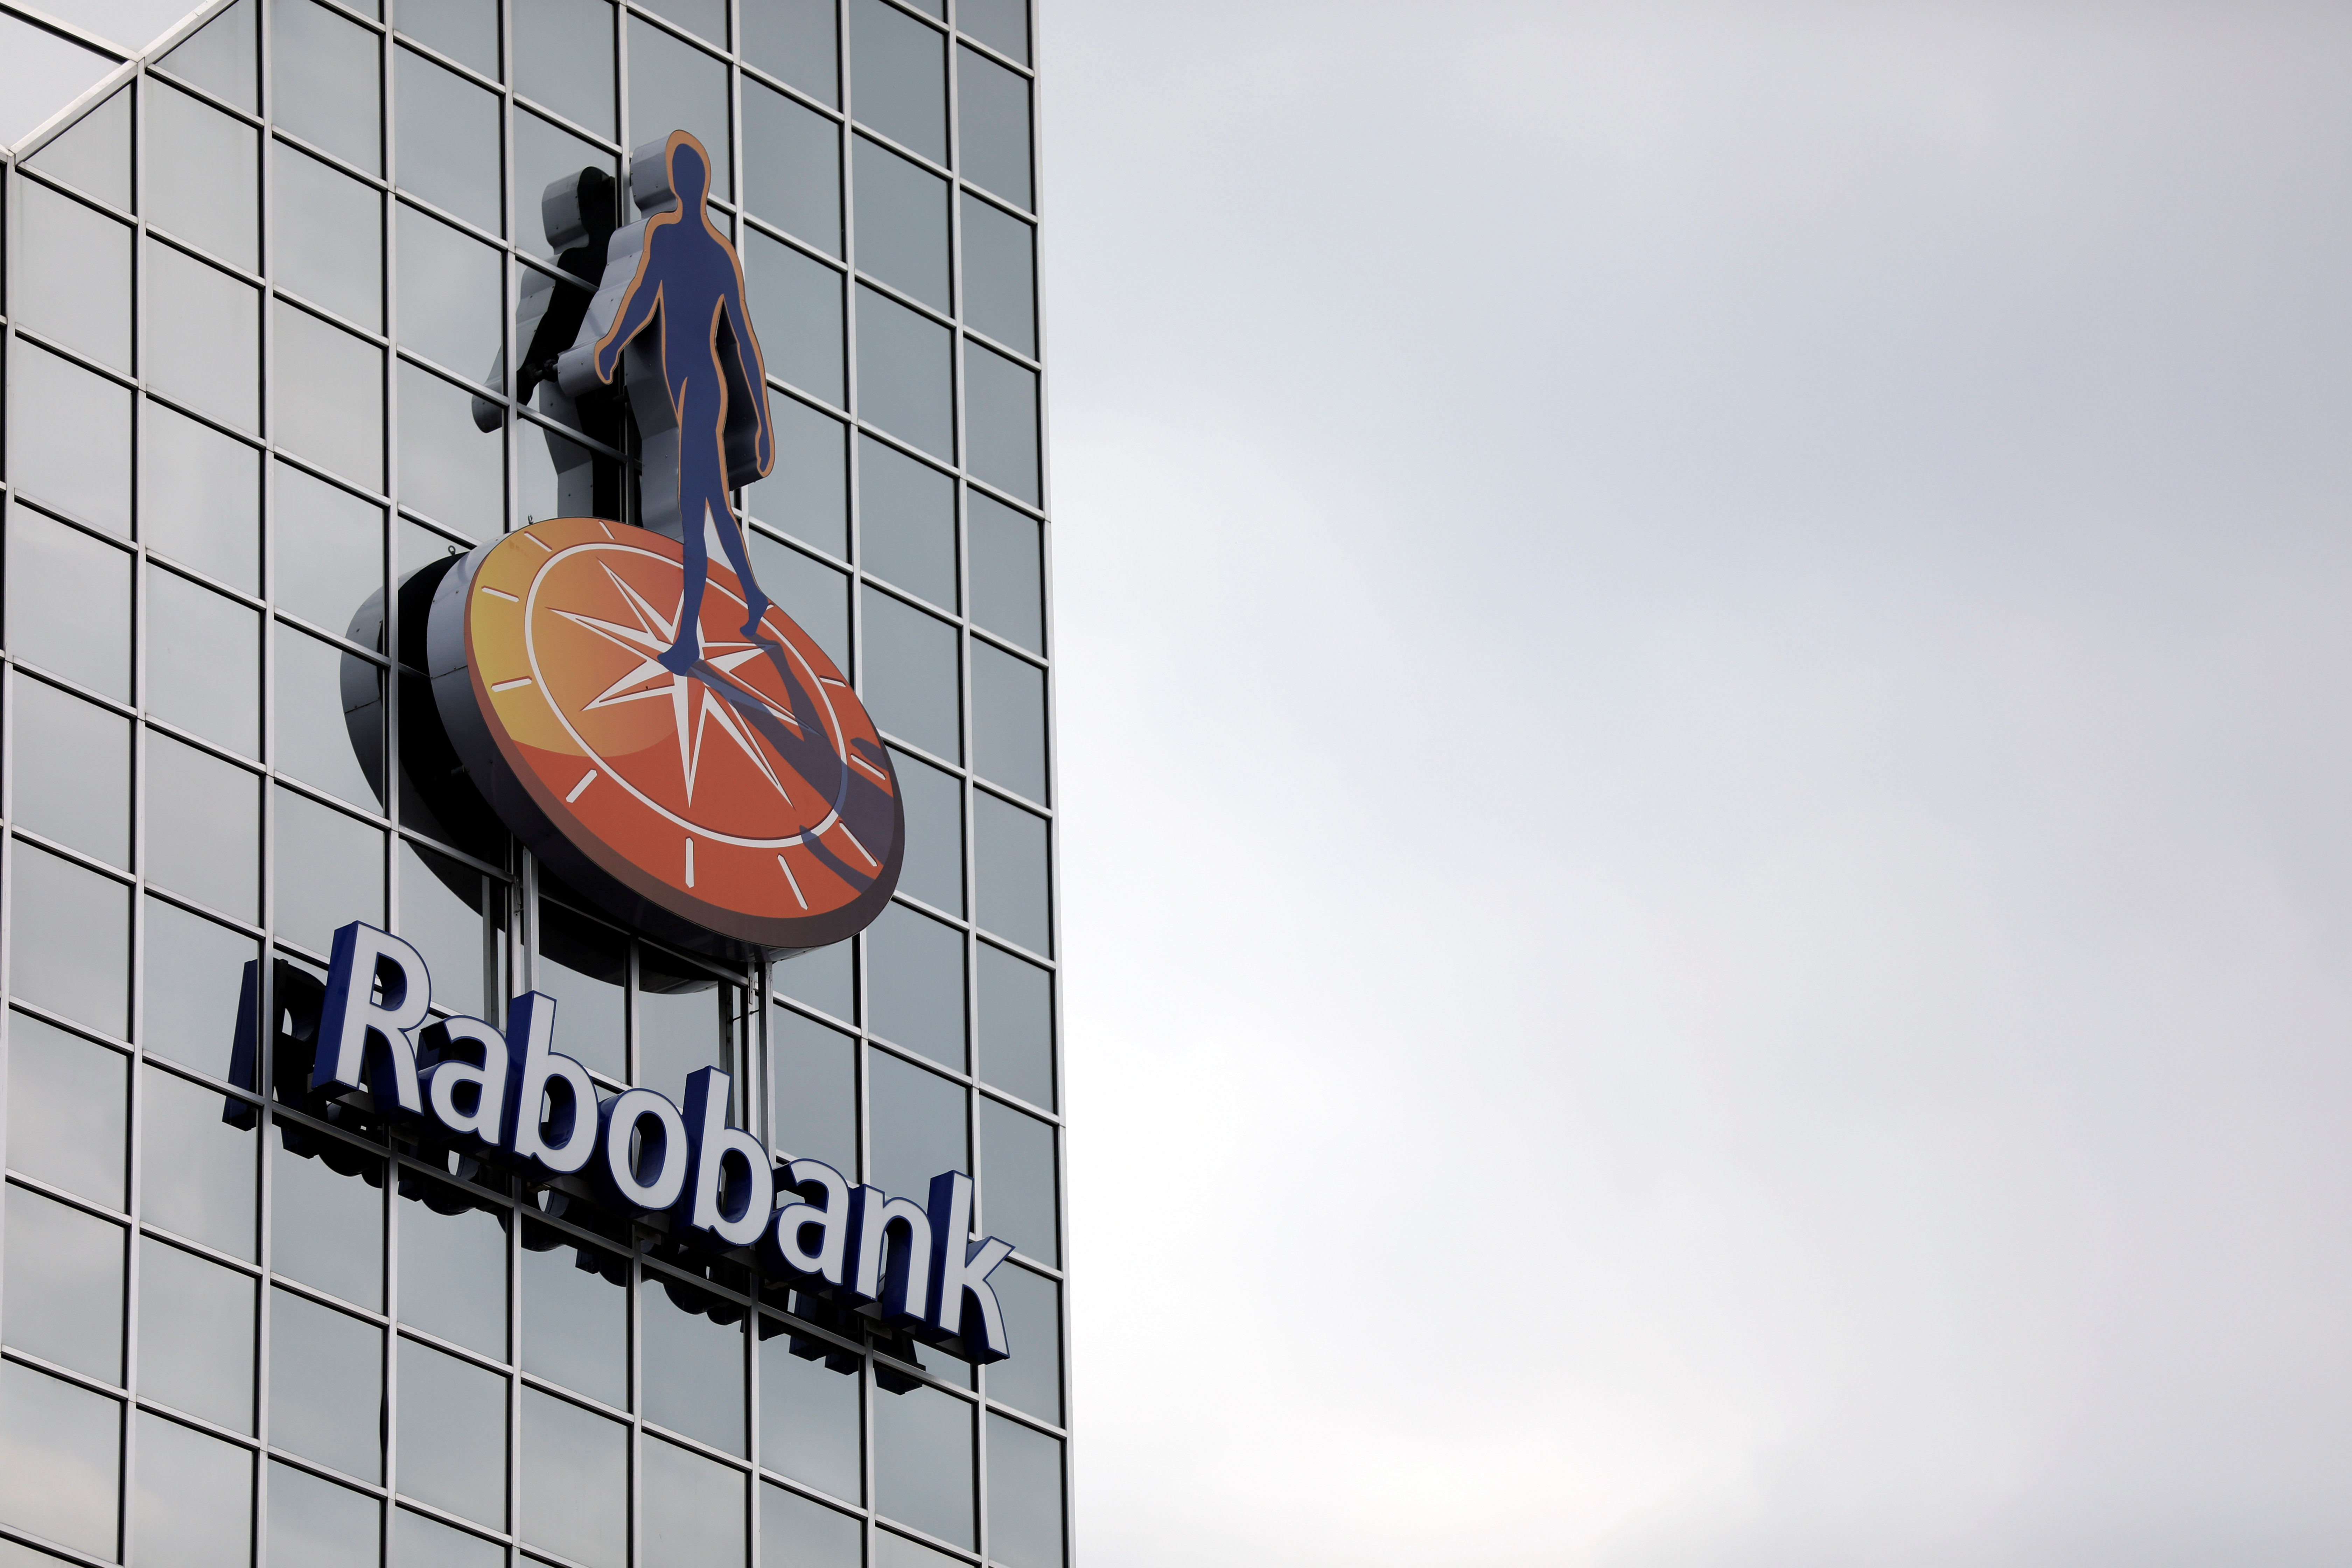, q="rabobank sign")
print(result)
[230,922,1016,1367]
